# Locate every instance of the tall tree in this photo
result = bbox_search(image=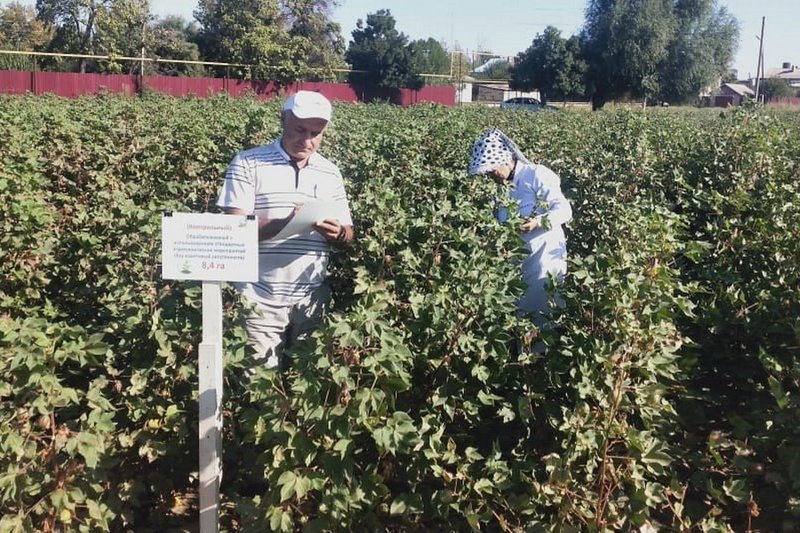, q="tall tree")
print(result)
[583,0,675,108]
[345,9,420,89]
[36,0,111,72]
[510,26,587,102]
[1,2,52,50]
[582,0,739,108]
[409,37,450,85]
[0,2,53,69]
[283,0,345,80]
[94,0,152,73]
[37,0,160,73]
[148,16,203,77]
[194,0,307,83]
[659,2,738,103]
